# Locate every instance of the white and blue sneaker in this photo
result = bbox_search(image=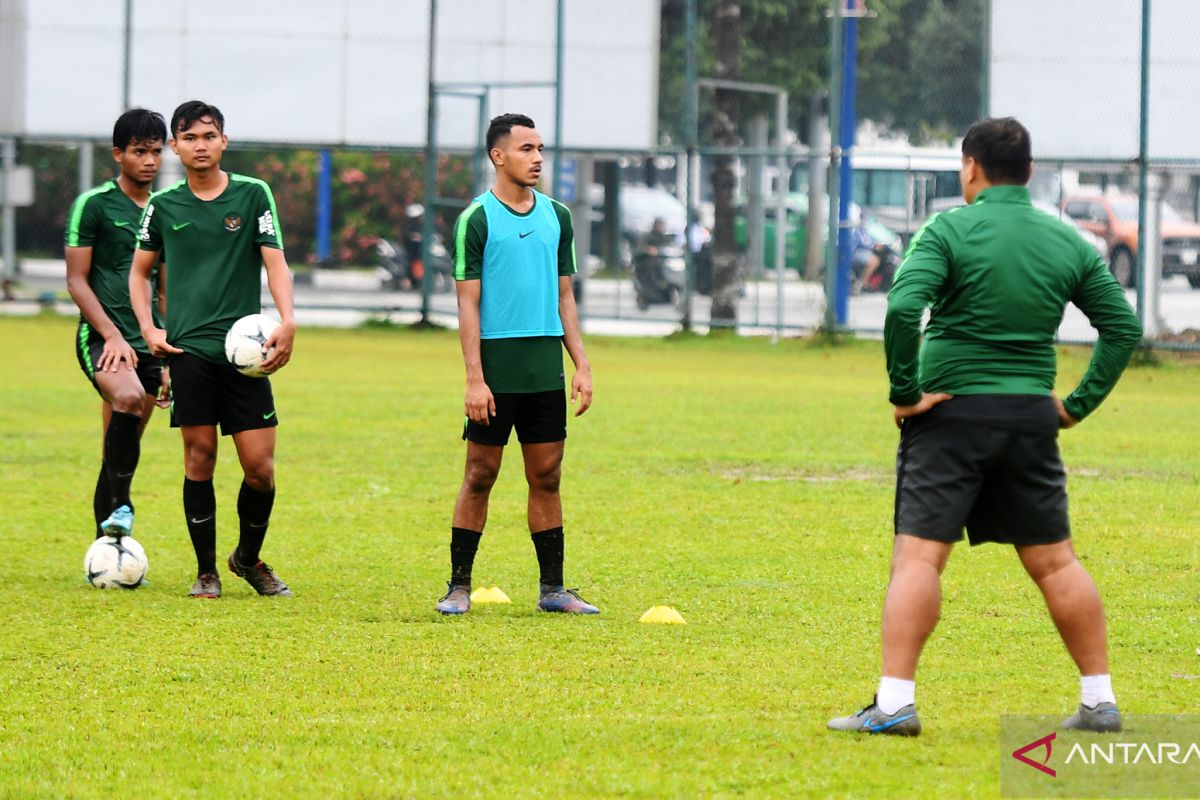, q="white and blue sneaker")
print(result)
[1063,702,1122,732]
[828,696,921,736]
[100,505,134,538]
[436,583,471,615]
